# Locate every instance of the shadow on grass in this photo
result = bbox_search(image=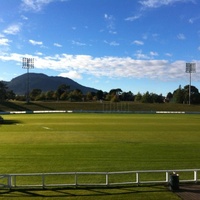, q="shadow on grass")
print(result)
[0,101,32,111]
[0,185,169,198]
[28,102,54,110]
[175,184,200,199]
[0,120,21,125]
[0,101,54,112]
